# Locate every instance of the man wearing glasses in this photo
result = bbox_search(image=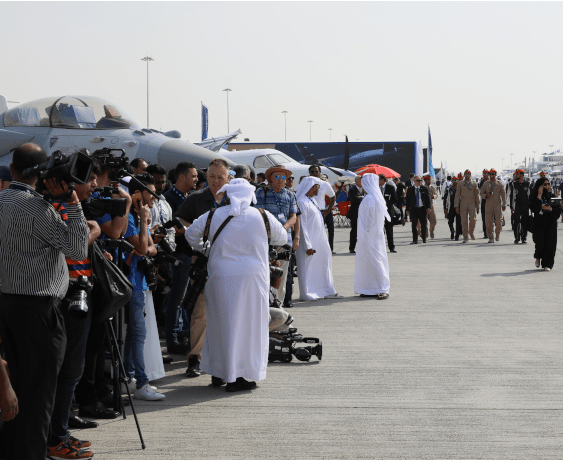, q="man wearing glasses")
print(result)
[405,176,431,244]
[255,166,299,303]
